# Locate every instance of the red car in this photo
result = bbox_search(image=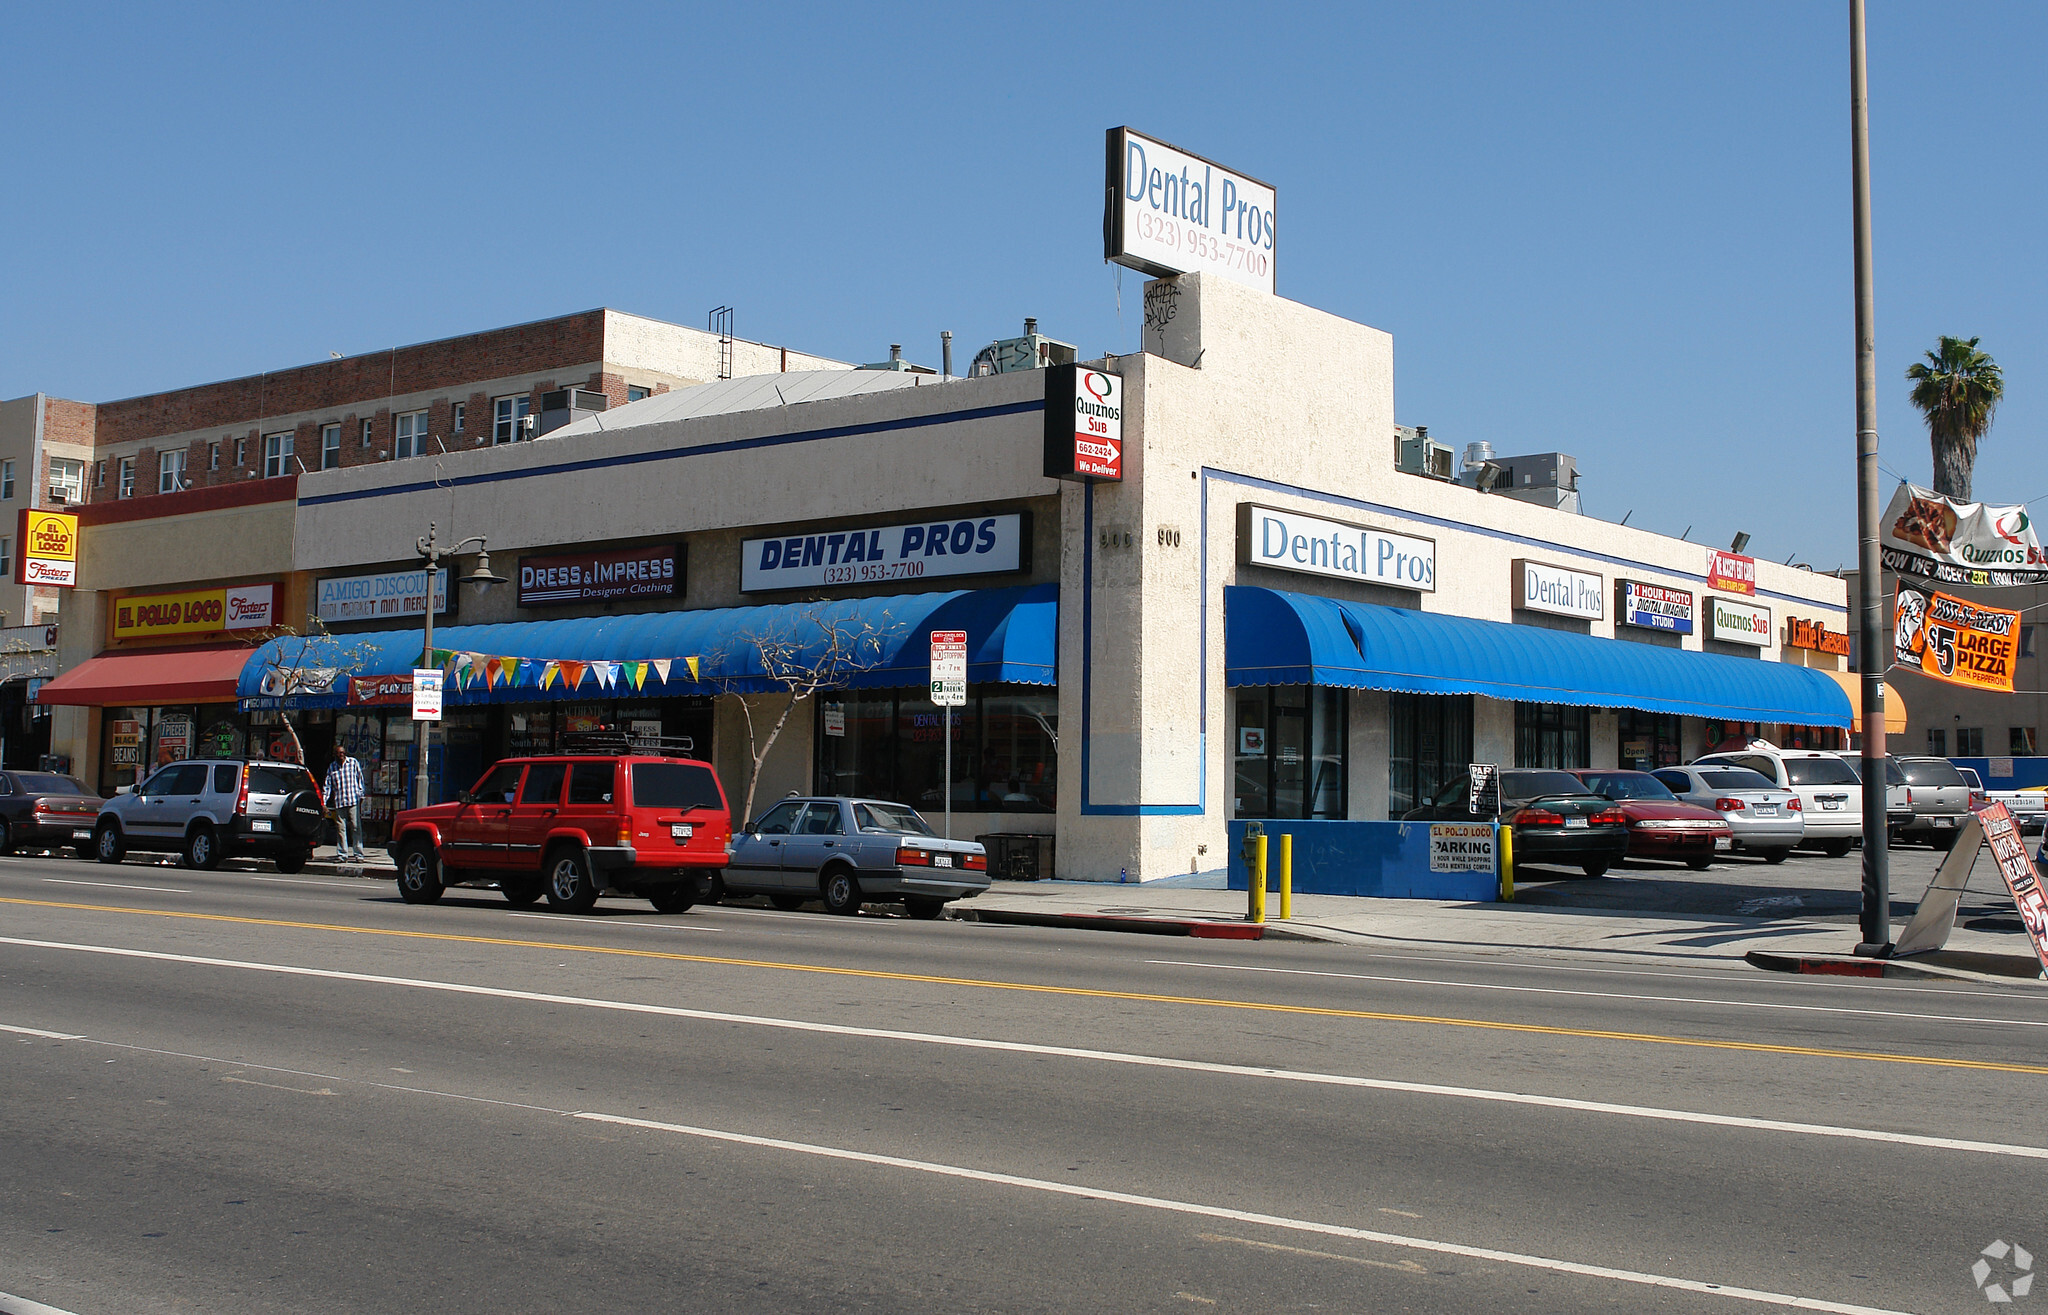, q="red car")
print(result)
[1570,770,1732,871]
[388,736,732,913]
